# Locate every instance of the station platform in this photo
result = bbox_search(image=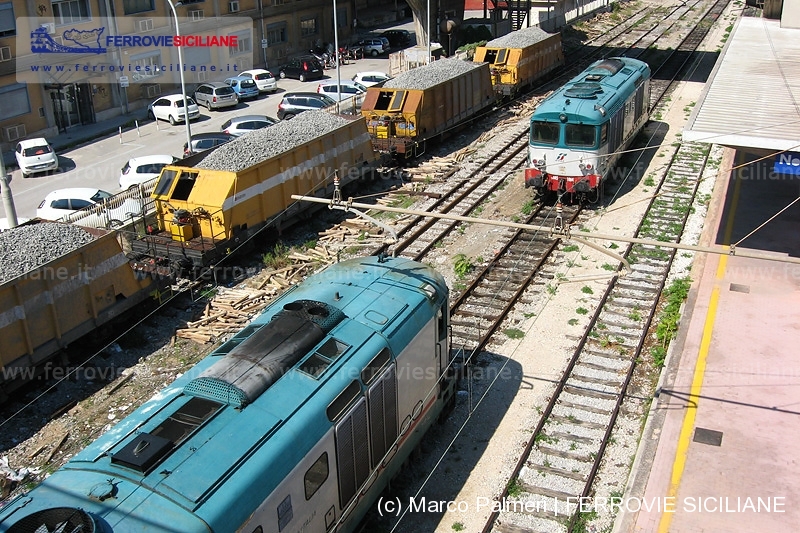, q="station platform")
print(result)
[619,148,800,532]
